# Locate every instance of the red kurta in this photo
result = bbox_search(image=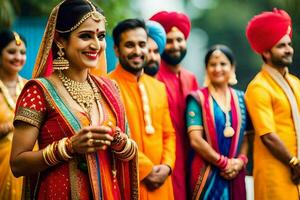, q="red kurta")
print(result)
[157,60,199,200]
